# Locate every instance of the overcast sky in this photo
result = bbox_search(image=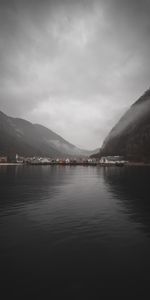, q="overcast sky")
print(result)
[0,0,150,149]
